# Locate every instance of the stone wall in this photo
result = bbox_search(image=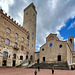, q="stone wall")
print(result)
[40,34,67,63]
[0,9,29,67]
